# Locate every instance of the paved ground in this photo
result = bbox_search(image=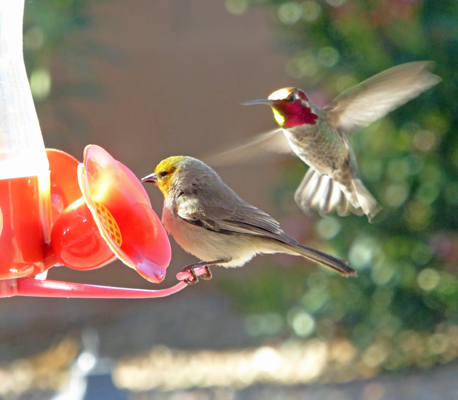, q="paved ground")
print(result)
[2,280,458,400]
[0,276,255,362]
[130,360,458,400]
[6,361,458,399]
